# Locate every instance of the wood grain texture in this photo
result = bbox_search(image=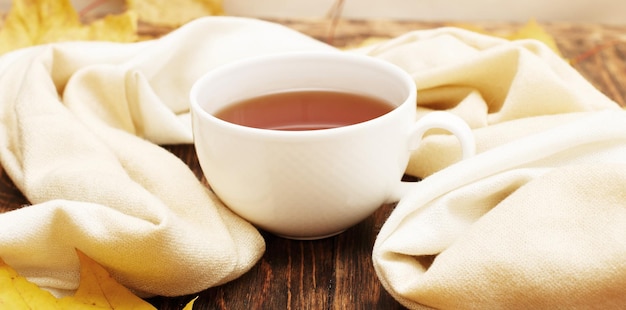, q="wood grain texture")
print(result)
[1,19,624,310]
[149,145,407,309]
